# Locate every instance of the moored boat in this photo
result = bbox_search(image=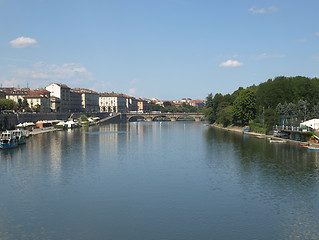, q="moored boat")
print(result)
[11,129,27,145]
[268,138,286,143]
[0,131,18,149]
[308,146,319,150]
